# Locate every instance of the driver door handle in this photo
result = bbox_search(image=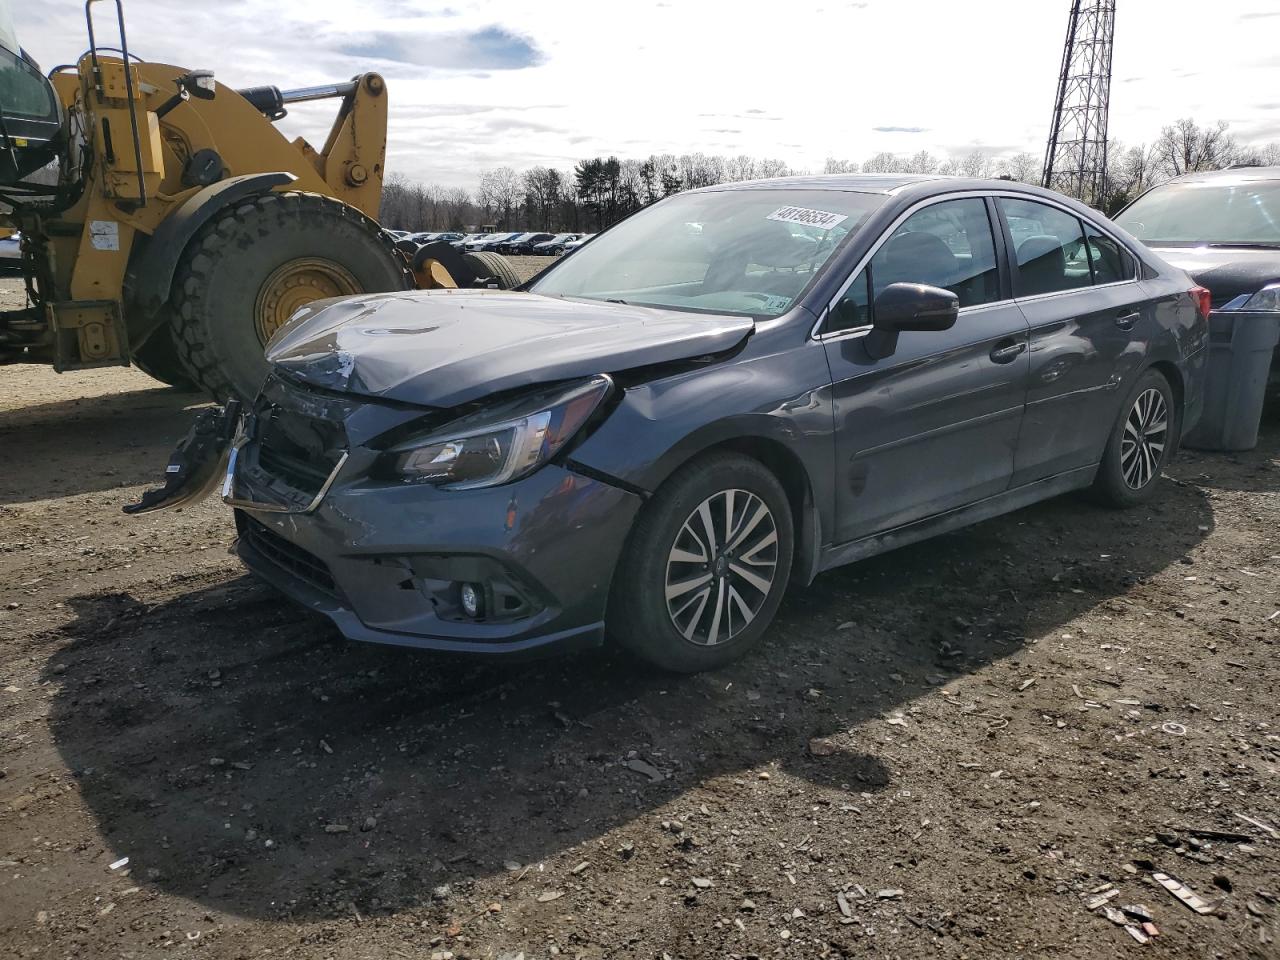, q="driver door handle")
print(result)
[1115,310,1140,330]
[989,340,1027,364]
